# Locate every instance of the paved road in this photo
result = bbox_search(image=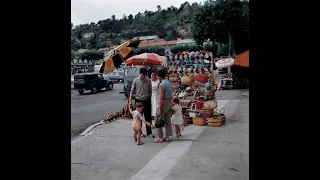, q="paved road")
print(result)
[71,83,127,139]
